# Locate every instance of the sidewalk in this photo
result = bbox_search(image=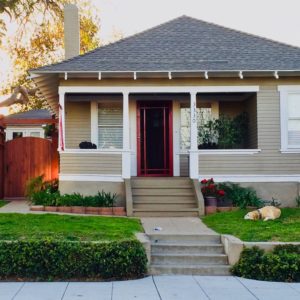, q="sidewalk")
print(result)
[1,276,299,300]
